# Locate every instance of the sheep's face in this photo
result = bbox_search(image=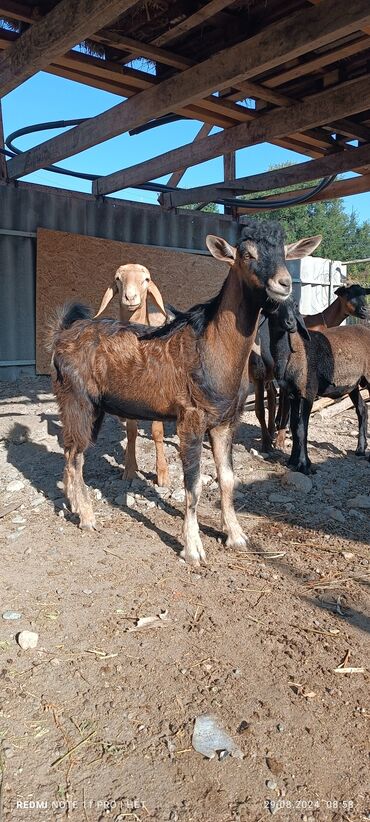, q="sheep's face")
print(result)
[115,264,151,311]
[335,284,370,321]
[206,222,322,304]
